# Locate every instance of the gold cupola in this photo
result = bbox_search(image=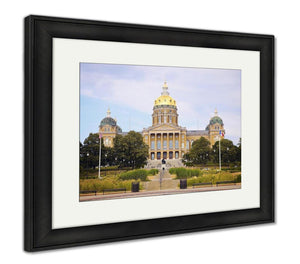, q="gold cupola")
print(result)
[154,82,176,107]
